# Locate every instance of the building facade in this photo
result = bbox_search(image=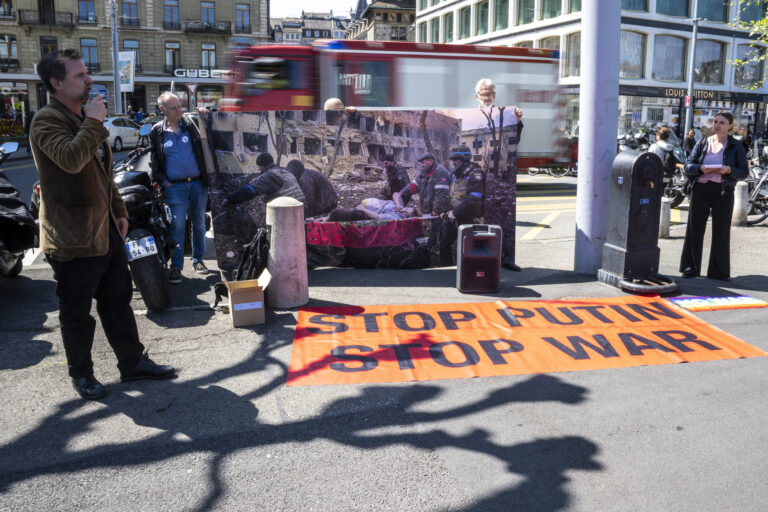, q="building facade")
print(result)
[346,0,416,41]
[0,0,269,137]
[415,0,768,139]
[271,11,348,45]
